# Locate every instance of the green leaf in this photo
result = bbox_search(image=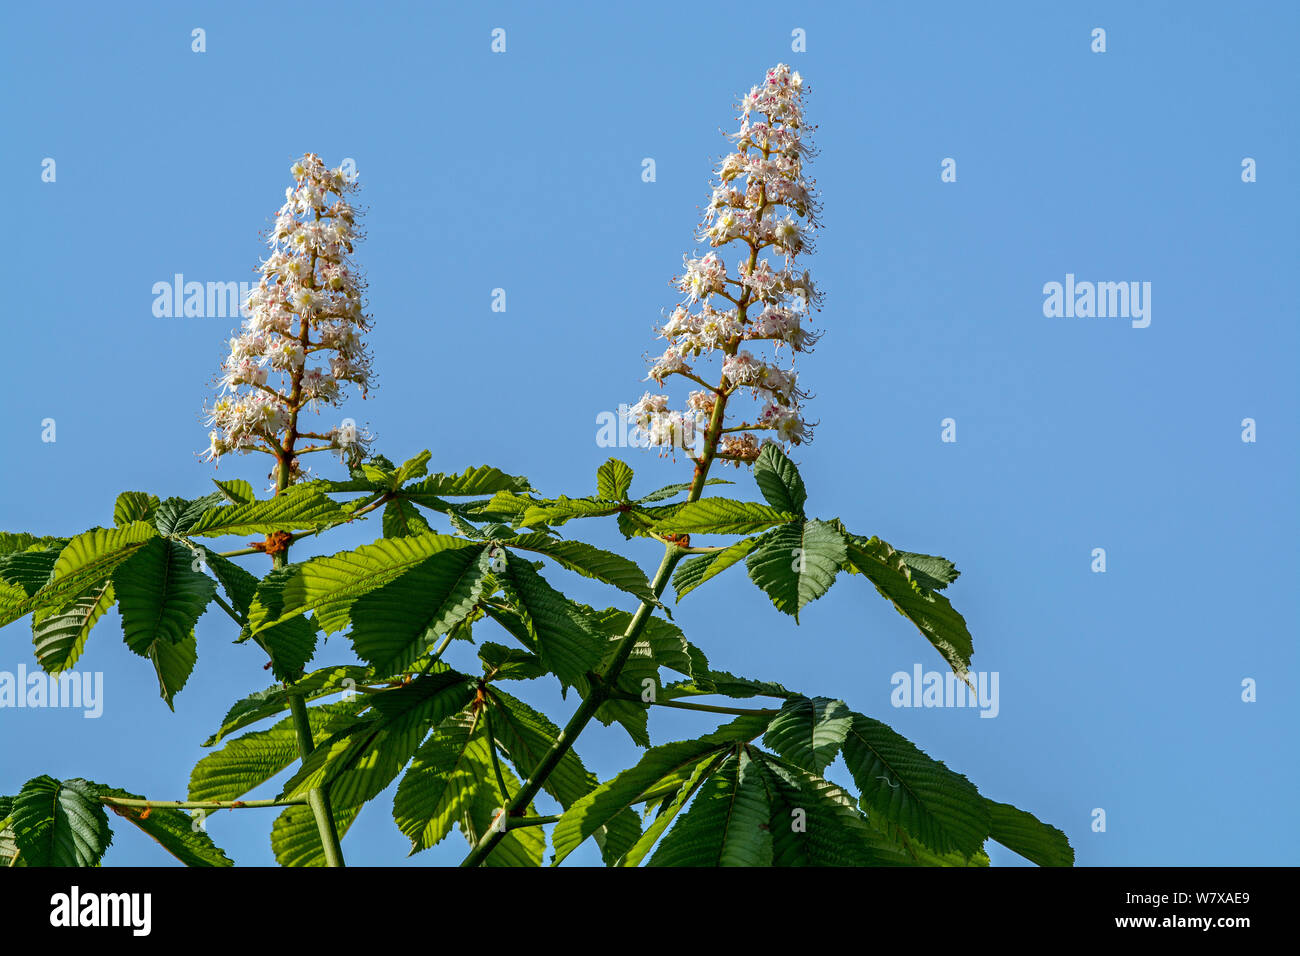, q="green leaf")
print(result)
[113,538,215,653]
[648,752,772,866]
[519,496,620,529]
[31,580,114,674]
[113,492,160,527]
[0,547,62,627]
[984,798,1074,867]
[671,536,760,600]
[0,532,69,555]
[663,669,796,702]
[840,711,989,859]
[349,546,490,675]
[4,523,156,626]
[202,553,317,681]
[745,520,847,620]
[596,459,634,500]
[496,555,605,692]
[154,493,226,536]
[762,696,853,775]
[503,533,658,607]
[212,478,256,505]
[478,643,544,681]
[145,632,198,710]
[750,753,911,866]
[9,776,112,867]
[844,535,975,680]
[203,665,372,747]
[404,466,531,502]
[616,751,727,867]
[270,801,362,867]
[649,498,798,535]
[550,714,770,864]
[185,485,346,538]
[752,444,807,515]
[280,672,476,808]
[247,533,481,637]
[382,499,433,538]
[485,688,640,864]
[392,711,490,853]
[99,786,233,867]
[635,478,732,504]
[897,552,960,591]
[189,701,360,802]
